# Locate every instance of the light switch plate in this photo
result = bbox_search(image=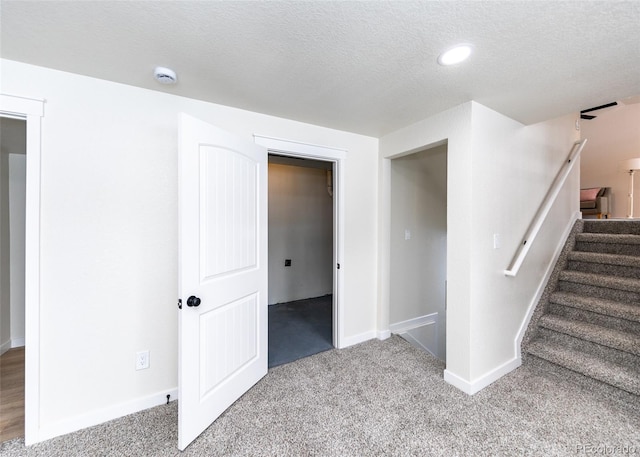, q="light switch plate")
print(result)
[493,233,501,249]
